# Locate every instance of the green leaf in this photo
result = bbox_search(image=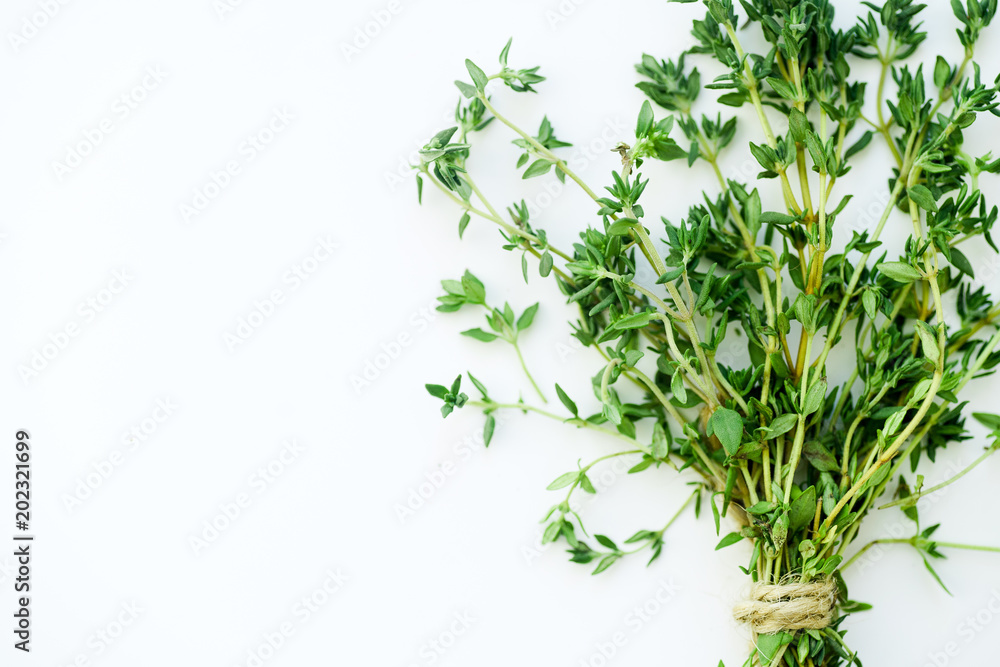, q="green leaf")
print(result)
[467,372,489,398]
[765,413,798,439]
[670,369,688,403]
[949,247,975,277]
[466,59,488,91]
[914,321,940,364]
[709,407,744,456]
[454,80,478,99]
[425,384,448,399]
[802,380,827,416]
[908,184,938,212]
[483,414,495,447]
[972,412,1000,431]
[547,472,578,490]
[788,107,809,143]
[607,218,641,236]
[458,212,470,238]
[614,311,655,330]
[862,289,878,321]
[877,261,922,284]
[934,55,951,89]
[756,632,794,664]
[596,534,618,550]
[517,303,539,331]
[523,159,553,178]
[592,554,619,574]
[555,384,579,417]
[651,422,669,459]
[921,554,952,595]
[499,37,512,67]
[715,532,742,550]
[790,486,816,530]
[803,440,839,472]
[461,270,486,303]
[462,328,498,342]
[636,100,654,137]
[539,251,554,277]
[746,500,779,515]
